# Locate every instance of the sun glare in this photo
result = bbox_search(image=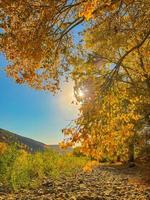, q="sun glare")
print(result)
[78,90,84,97]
